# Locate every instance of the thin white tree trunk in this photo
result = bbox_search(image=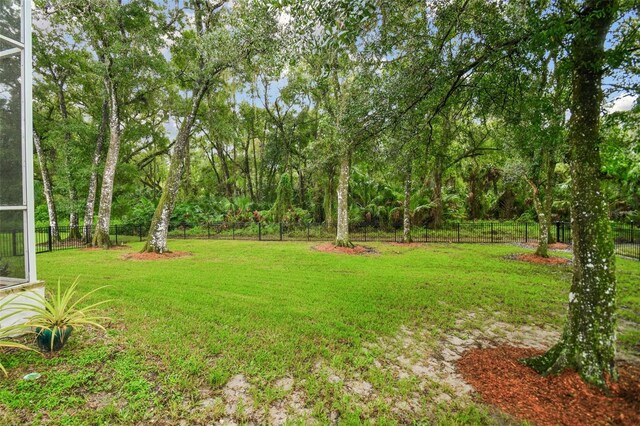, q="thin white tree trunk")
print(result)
[33,132,60,242]
[92,78,120,248]
[56,82,81,240]
[83,100,108,241]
